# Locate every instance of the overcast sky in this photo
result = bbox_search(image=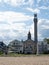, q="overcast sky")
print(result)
[0,0,49,45]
